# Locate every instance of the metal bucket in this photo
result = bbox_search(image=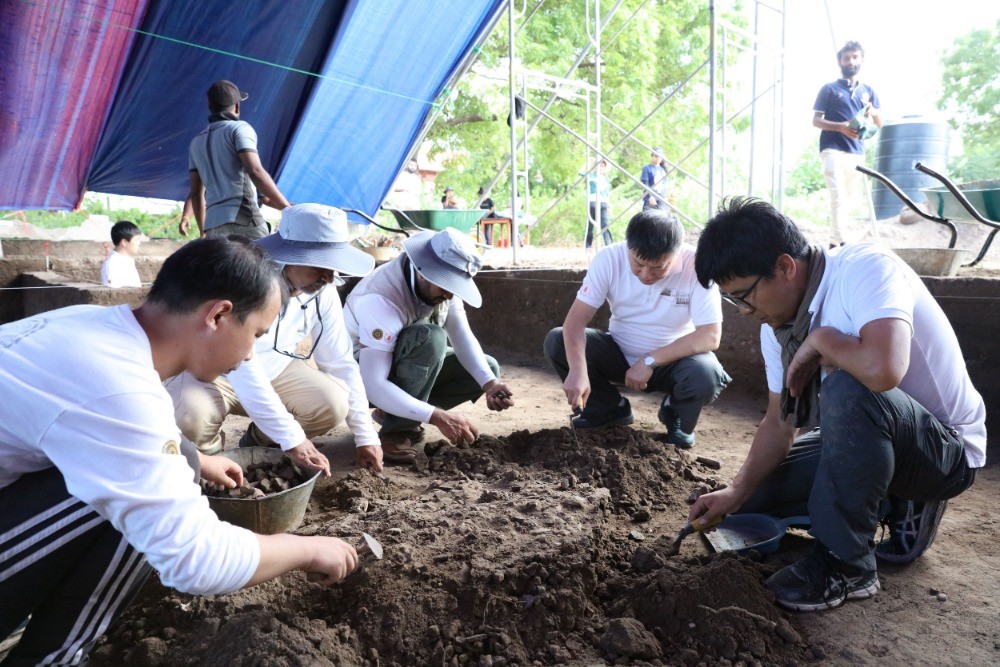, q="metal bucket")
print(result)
[892,247,971,277]
[207,447,320,535]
